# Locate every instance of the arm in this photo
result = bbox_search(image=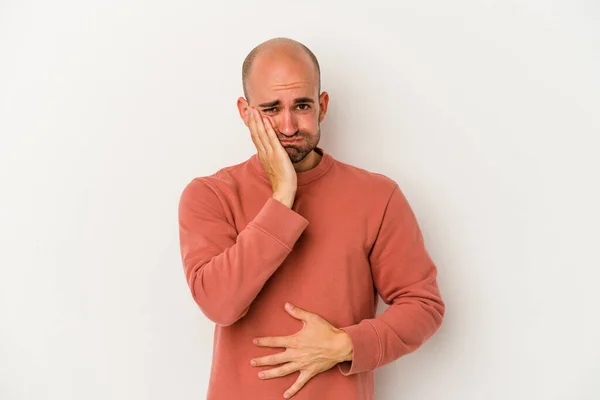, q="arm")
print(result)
[338,184,445,375]
[178,178,308,326]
